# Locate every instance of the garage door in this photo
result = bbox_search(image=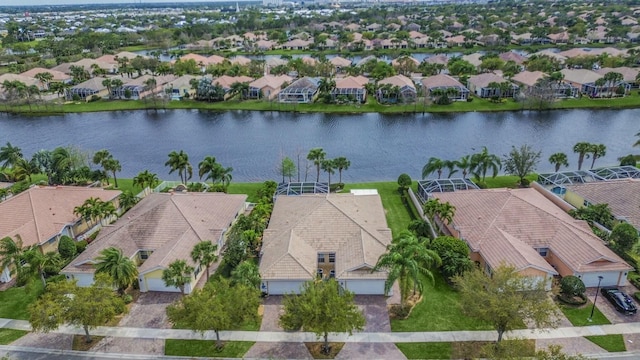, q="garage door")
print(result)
[343,280,386,295]
[581,272,624,287]
[266,281,304,295]
[145,278,180,293]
